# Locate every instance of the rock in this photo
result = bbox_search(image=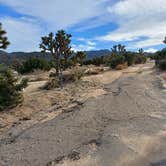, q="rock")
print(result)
[85,68,103,75]
[0,121,6,128]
